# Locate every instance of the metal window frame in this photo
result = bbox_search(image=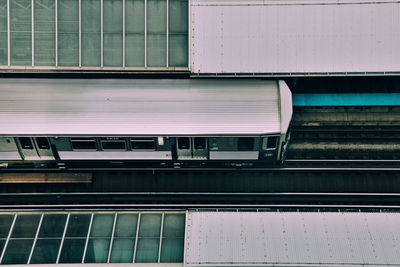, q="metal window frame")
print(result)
[166,0,169,67]
[27,213,44,264]
[157,212,165,263]
[107,213,118,263]
[56,213,70,264]
[81,213,94,263]
[122,0,125,67]
[183,210,189,265]
[187,0,191,68]
[31,0,34,66]
[3,0,189,69]
[144,0,147,68]
[132,213,141,263]
[7,0,10,66]
[0,211,185,264]
[55,0,58,66]
[0,214,17,264]
[78,0,81,67]
[100,0,103,67]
